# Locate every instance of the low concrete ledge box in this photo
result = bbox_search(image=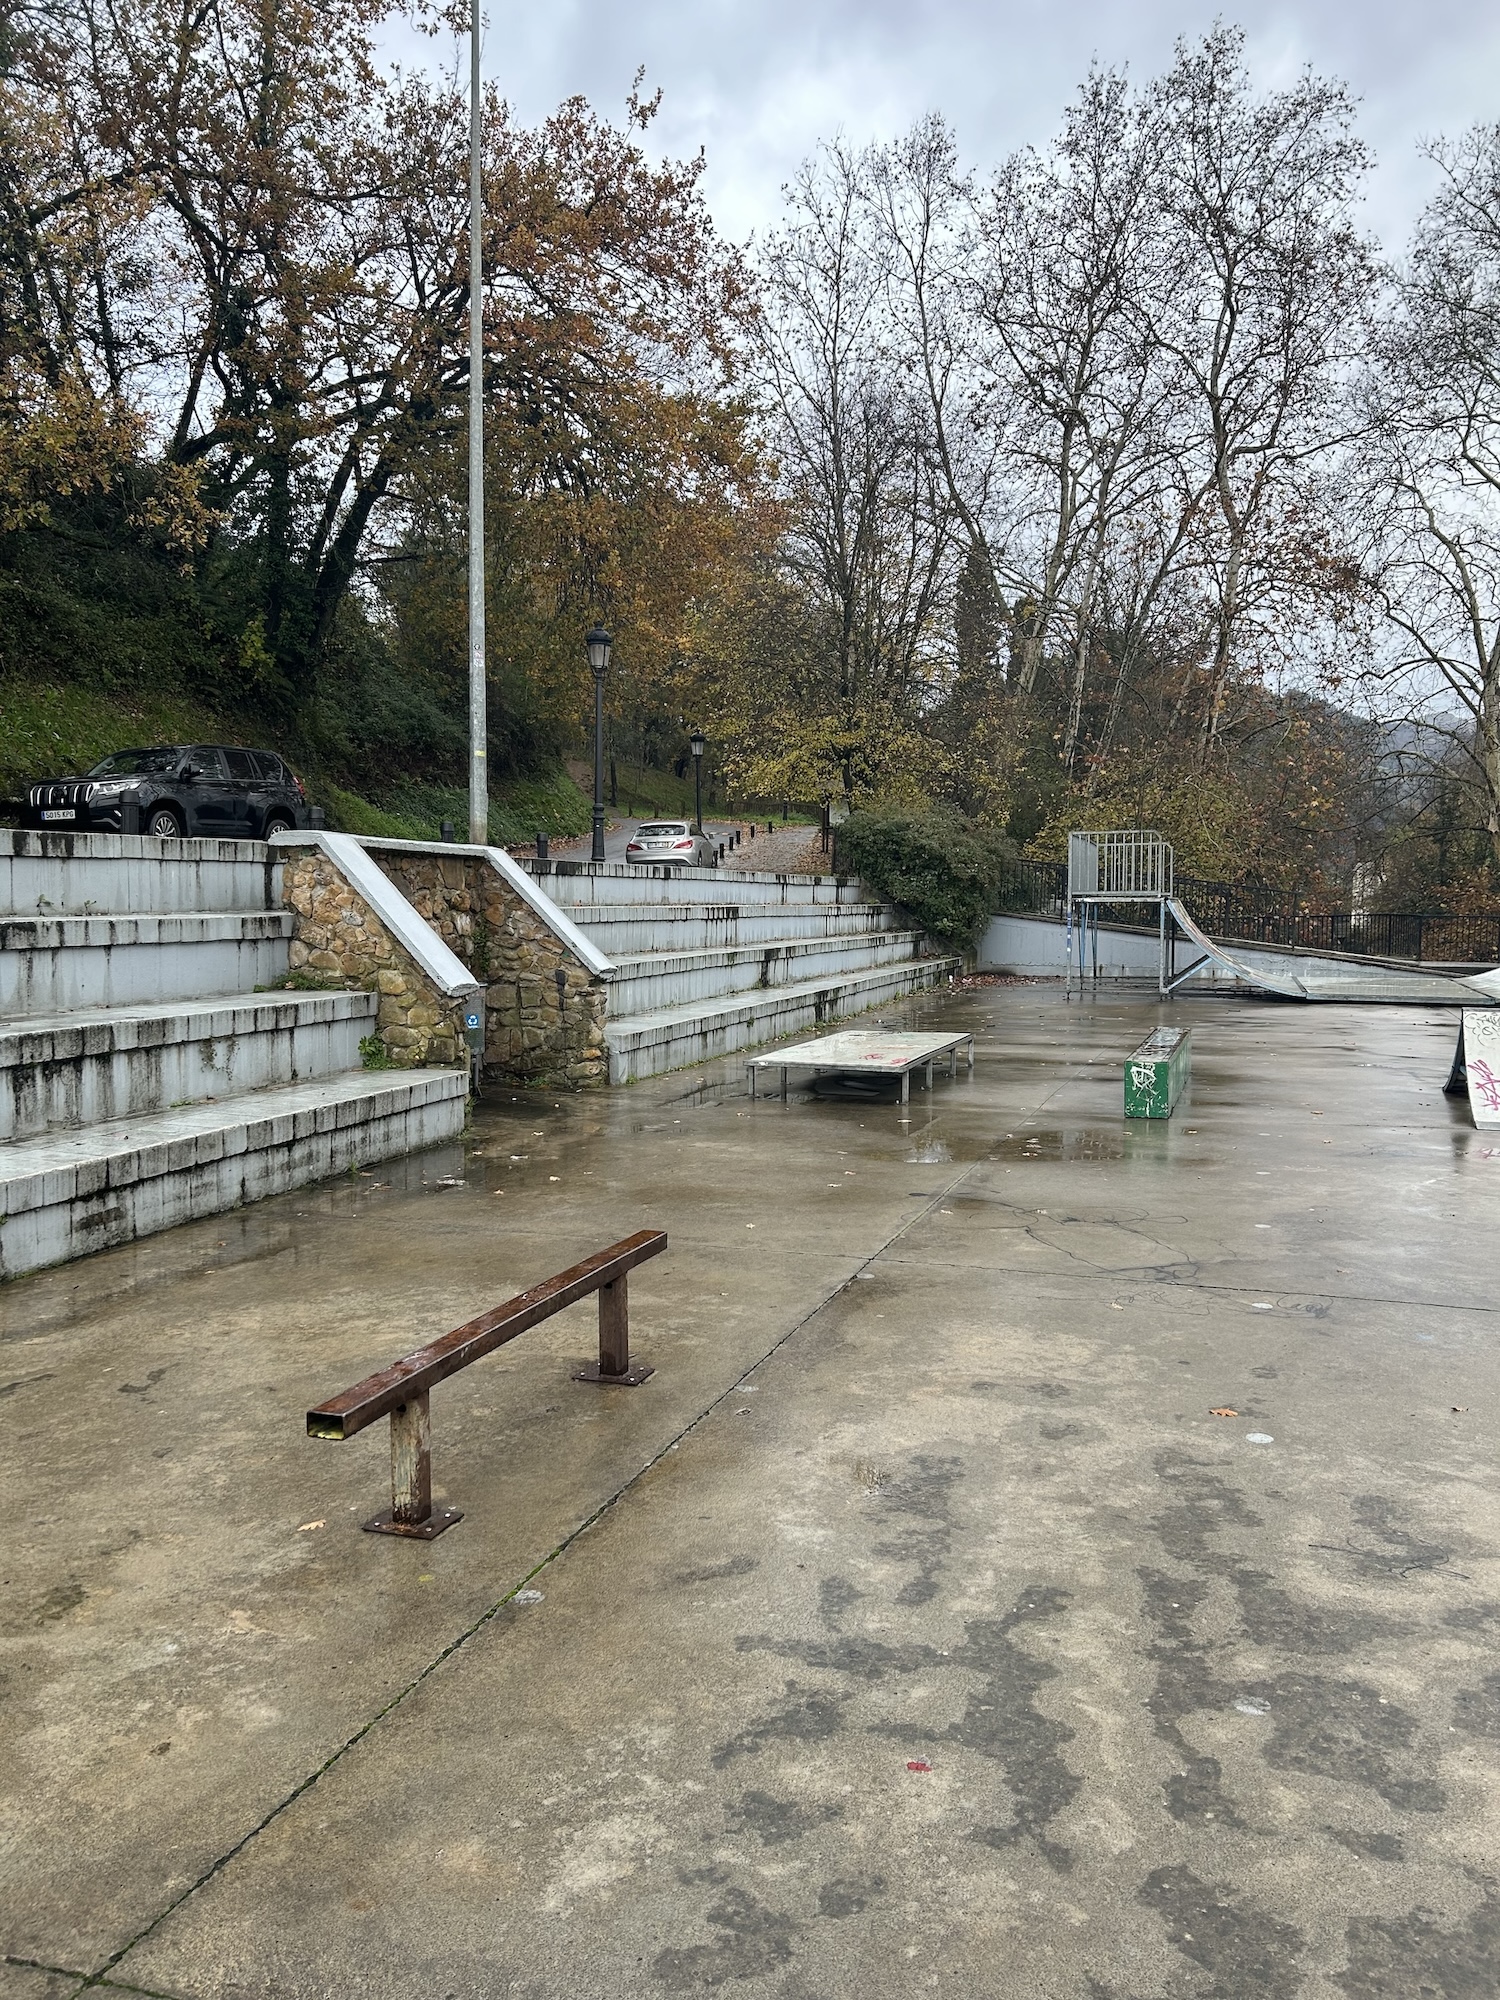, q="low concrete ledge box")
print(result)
[1124,1026,1191,1119]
